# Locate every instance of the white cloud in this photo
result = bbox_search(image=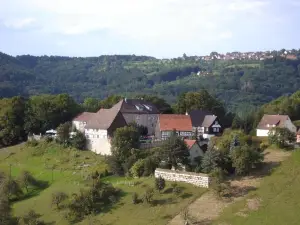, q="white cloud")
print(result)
[219,31,233,39]
[0,0,270,38]
[3,18,36,29]
[289,0,300,6]
[0,0,279,56]
[229,0,269,11]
